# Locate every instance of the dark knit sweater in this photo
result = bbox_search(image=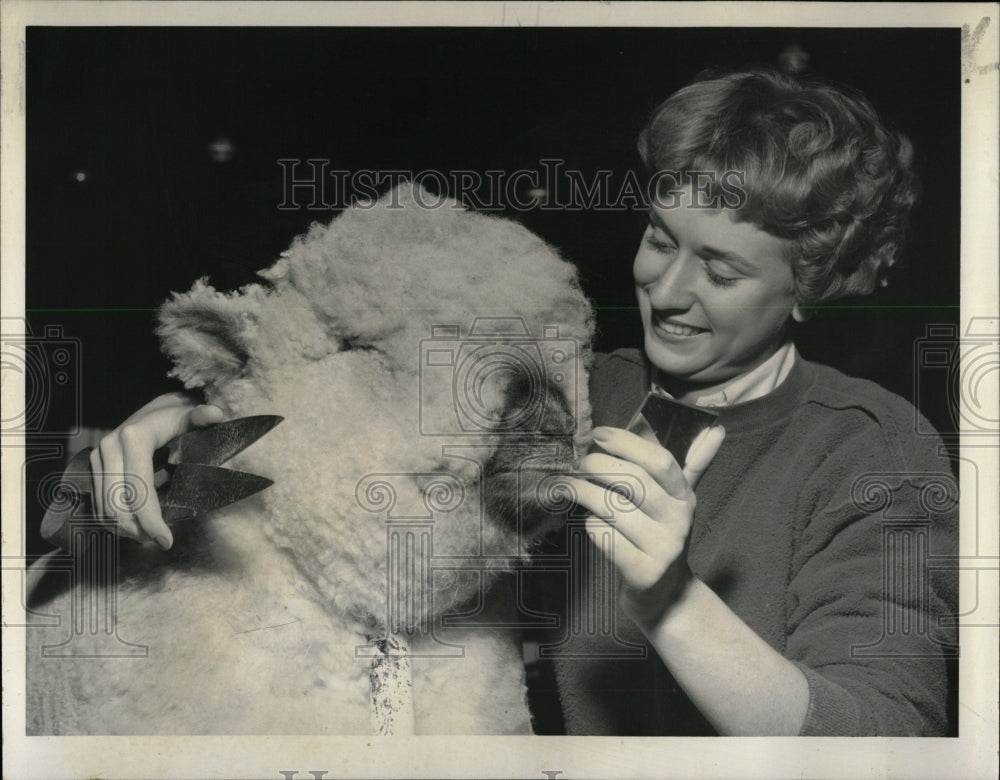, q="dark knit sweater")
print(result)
[528,349,958,736]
